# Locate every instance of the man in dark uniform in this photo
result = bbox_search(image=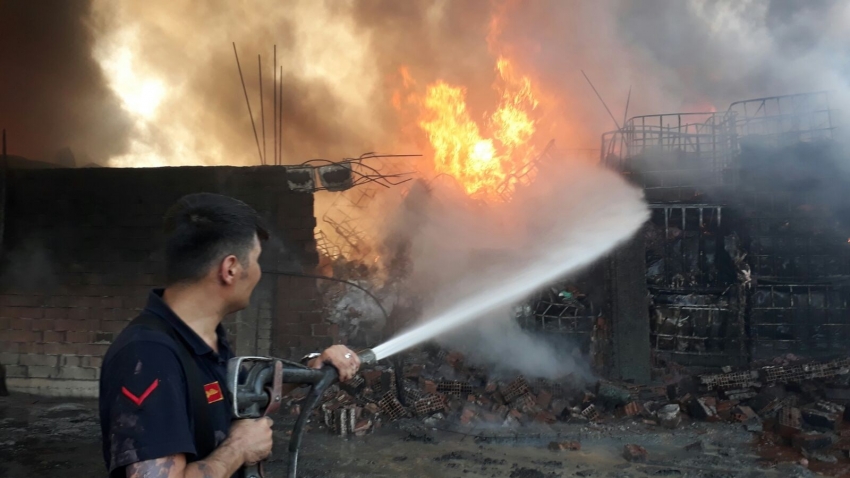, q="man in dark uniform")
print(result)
[99,193,361,478]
